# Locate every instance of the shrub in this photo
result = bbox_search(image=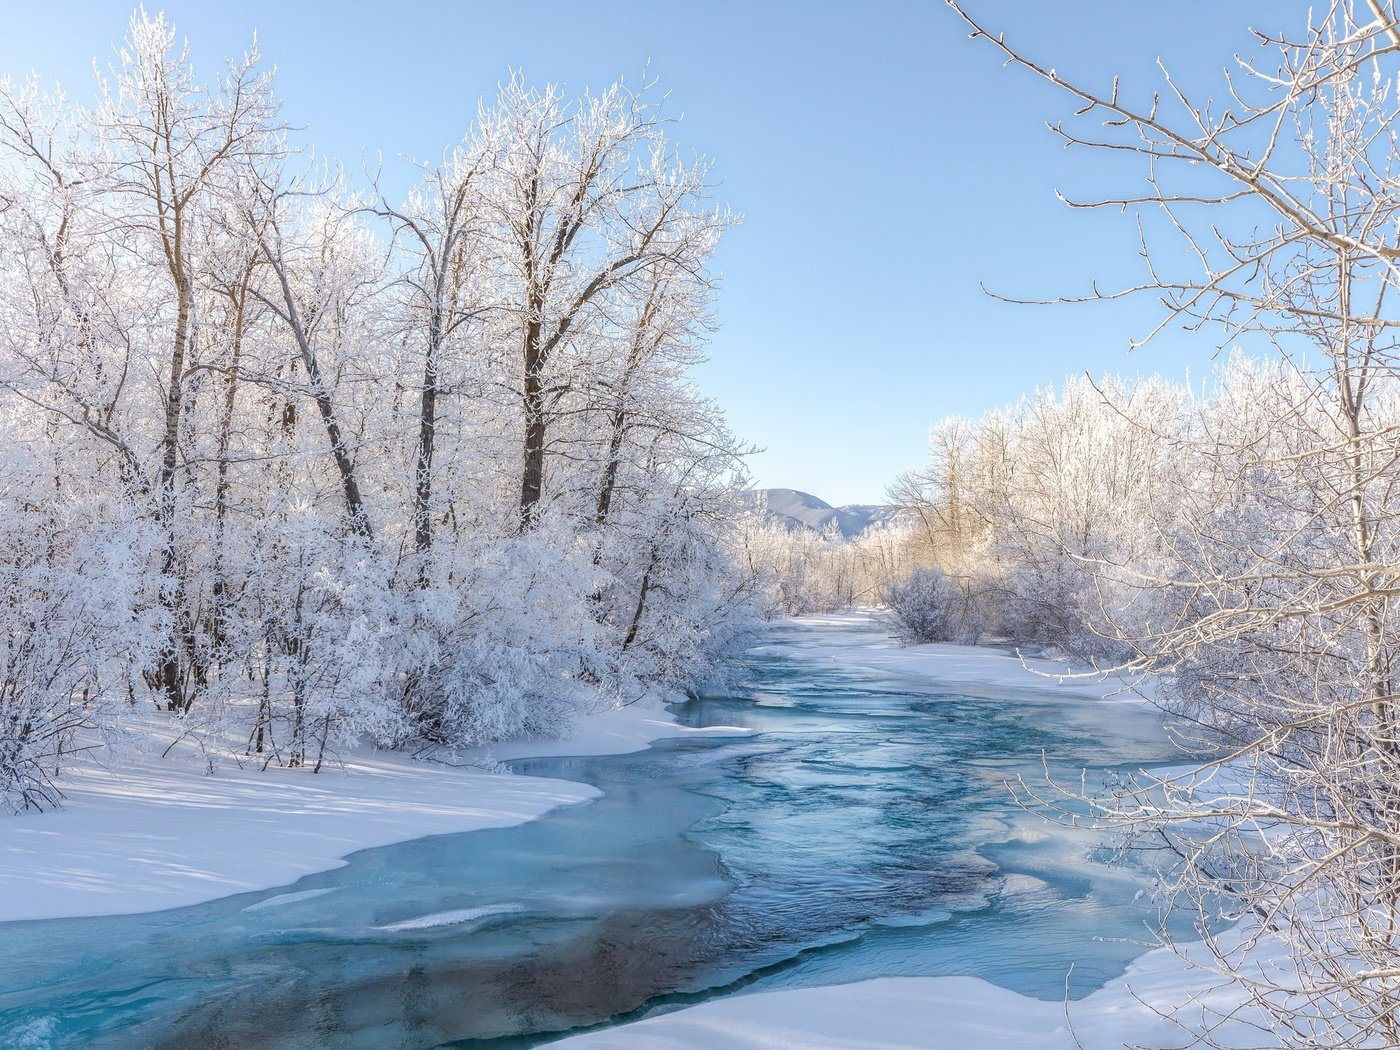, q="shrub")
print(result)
[883,567,982,645]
